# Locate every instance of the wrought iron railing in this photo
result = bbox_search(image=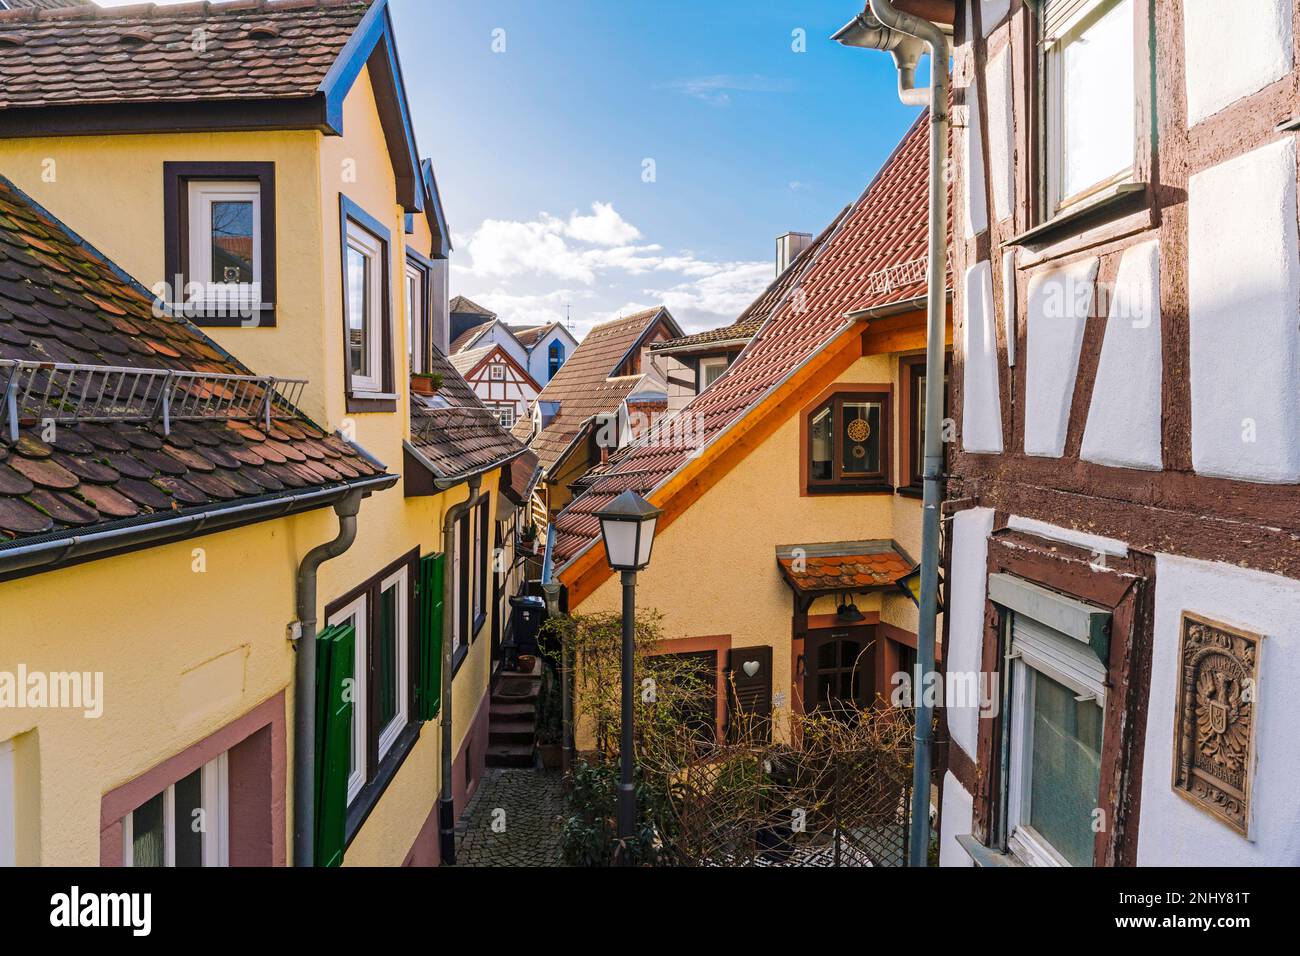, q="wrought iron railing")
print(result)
[1,360,307,442]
